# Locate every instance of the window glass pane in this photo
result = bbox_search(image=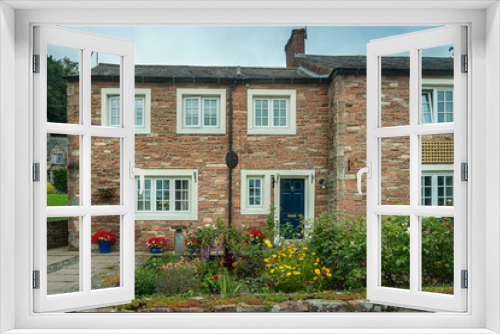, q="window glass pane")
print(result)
[136,179,151,212]
[420,134,454,207]
[421,216,454,295]
[91,215,121,291]
[381,215,410,289]
[273,99,287,127]
[381,51,410,127]
[47,45,80,124]
[155,179,170,211]
[203,98,218,126]
[421,92,433,124]
[135,97,145,126]
[421,44,454,124]
[47,134,80,206]
[248,177,262,207]
[174,179,189,211]
[91,52,121,126]
[185,98,199,126]
[381,136,410,205]
[47,216,80,295]
[91,137,121,206]
[255,99,268,126]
